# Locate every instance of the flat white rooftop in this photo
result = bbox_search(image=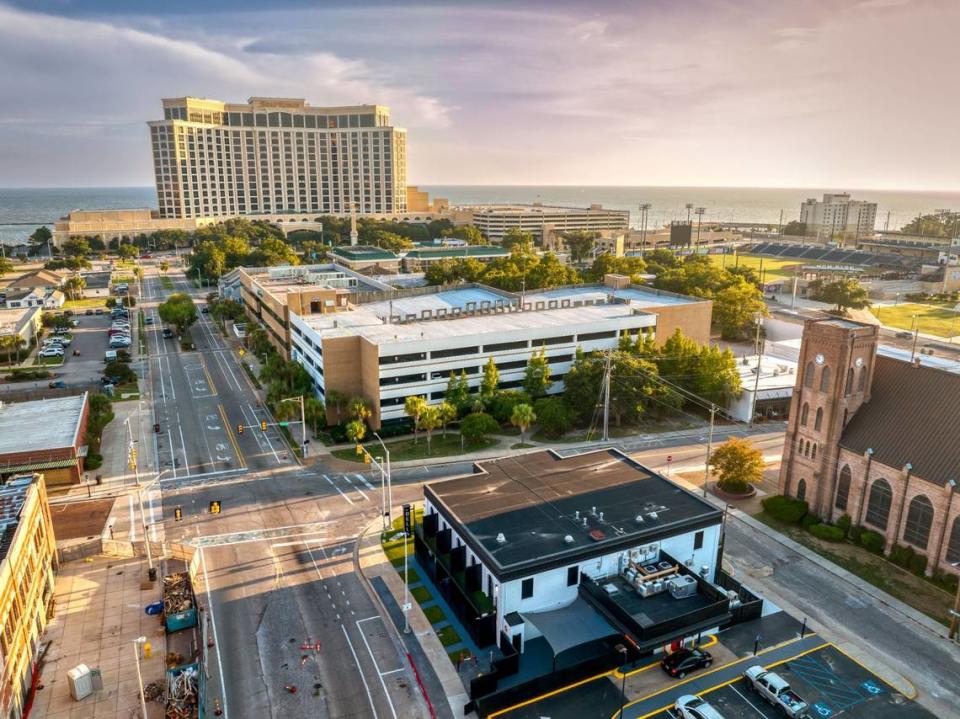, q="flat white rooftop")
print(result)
[737,355,798,392]
[297,284,698,345]
[0,394,86,455]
